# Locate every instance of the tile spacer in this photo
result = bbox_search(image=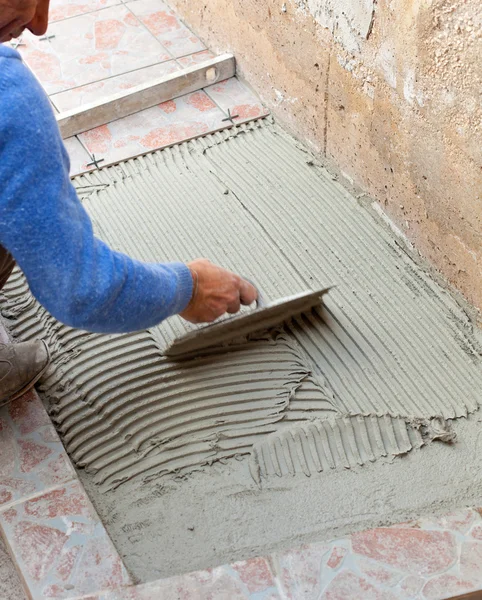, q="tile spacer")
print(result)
[222,108,240,124]
[39,34,56,42]
[86,154,105,169]
[10,37,25,49]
